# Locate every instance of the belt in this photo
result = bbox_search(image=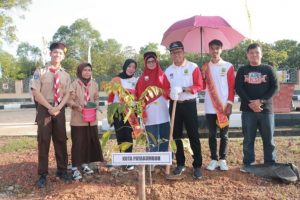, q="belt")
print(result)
[176,98,196,103]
